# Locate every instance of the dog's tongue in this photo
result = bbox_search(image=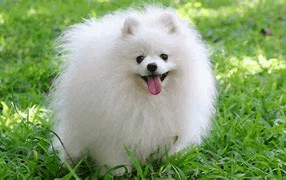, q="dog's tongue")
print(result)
[147,76,162,95]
